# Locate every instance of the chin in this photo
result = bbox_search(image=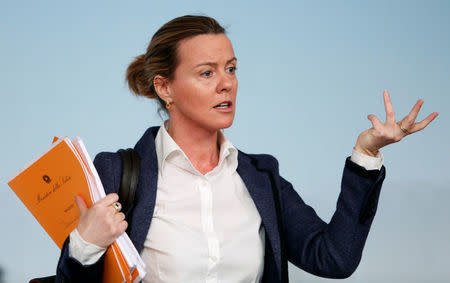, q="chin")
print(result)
[217,116,235,130]
[219,123,233,130]
[197,112,235,132]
